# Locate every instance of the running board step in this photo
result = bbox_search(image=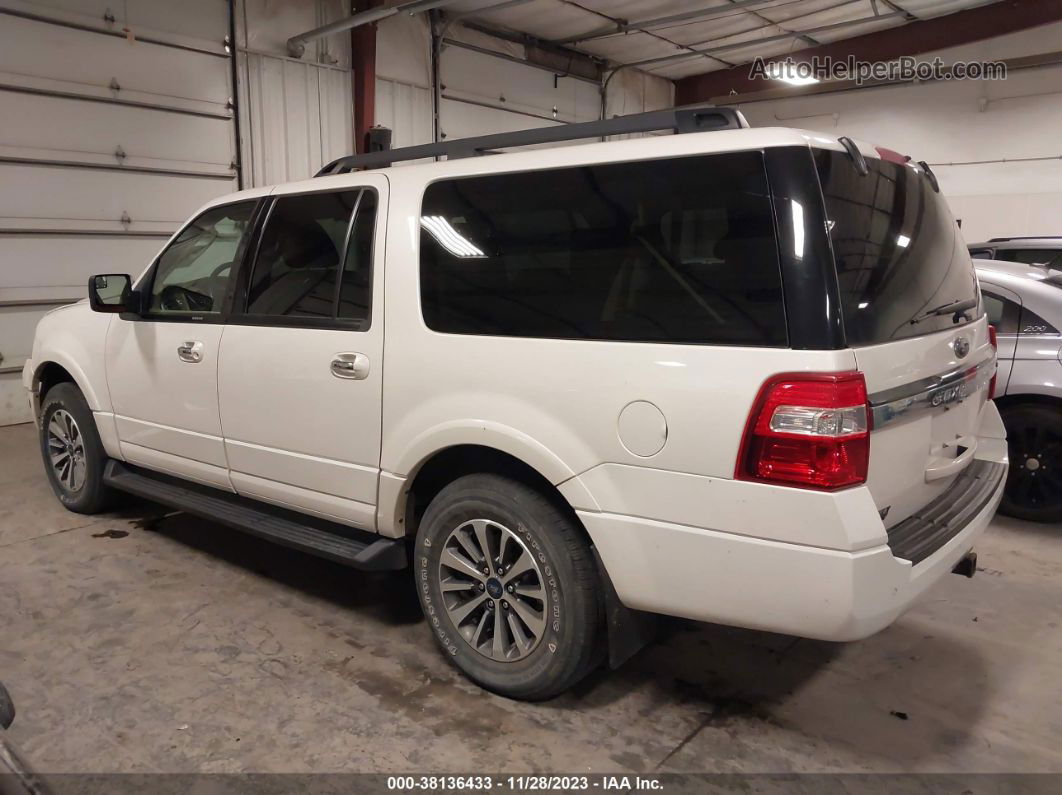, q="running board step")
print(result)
[103,460,406,571]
